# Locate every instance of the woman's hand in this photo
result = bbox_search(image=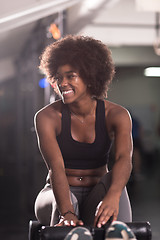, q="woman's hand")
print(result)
[55,214,84,227]
[94,193,120,228]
